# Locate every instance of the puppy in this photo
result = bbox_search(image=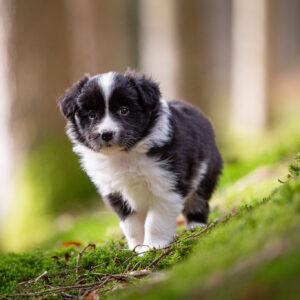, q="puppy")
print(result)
[59,71,222,253]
